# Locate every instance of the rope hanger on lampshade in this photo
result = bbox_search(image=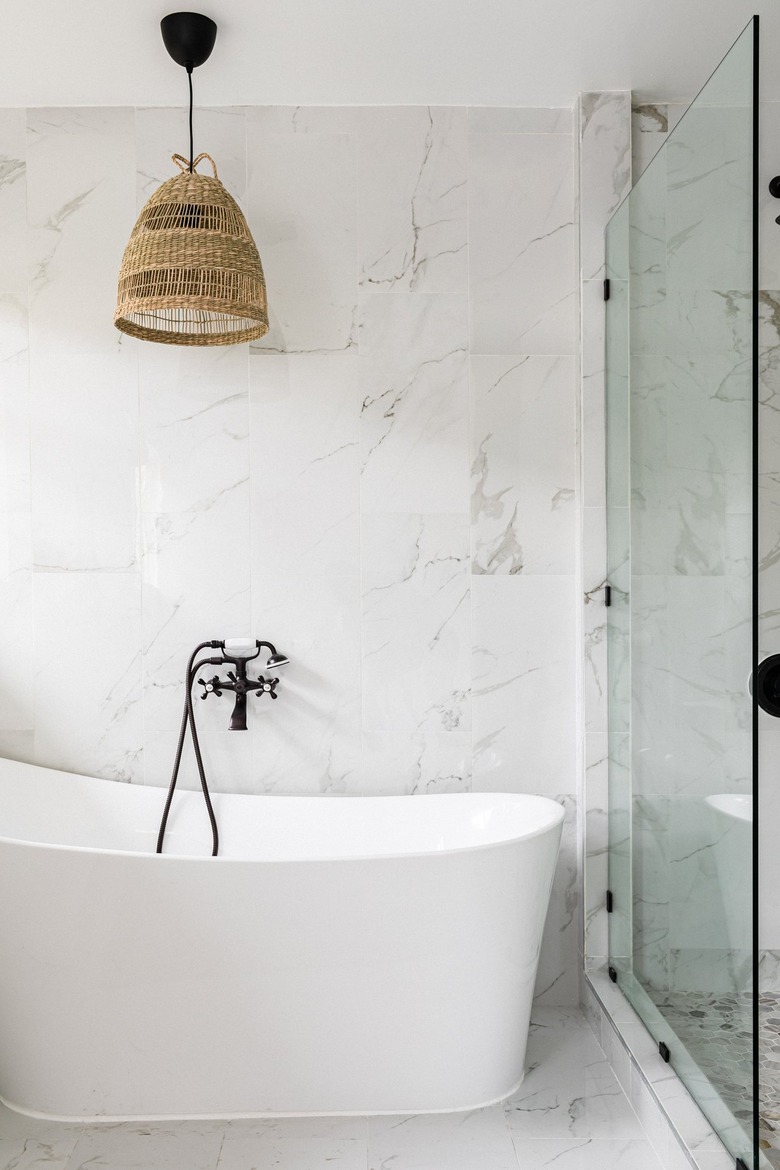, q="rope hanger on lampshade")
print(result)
[114,11,269,347]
